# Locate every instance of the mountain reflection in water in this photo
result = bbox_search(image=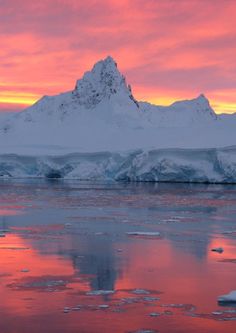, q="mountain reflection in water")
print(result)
[0,180,236,333]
